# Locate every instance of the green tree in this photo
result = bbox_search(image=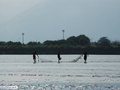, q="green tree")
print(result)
[76,35,90,46]
[0,41,6,47]
[43,40,54,46]
[67,36,76,45]
[27,41,42,48]
[66,35,90,47]
[111,41,120,48]
[98,37,111,48]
